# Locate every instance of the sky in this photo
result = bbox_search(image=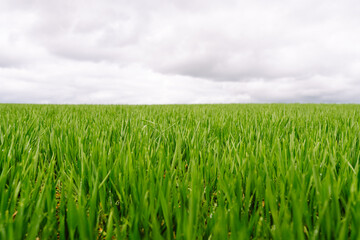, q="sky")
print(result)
[1,0,360,104]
